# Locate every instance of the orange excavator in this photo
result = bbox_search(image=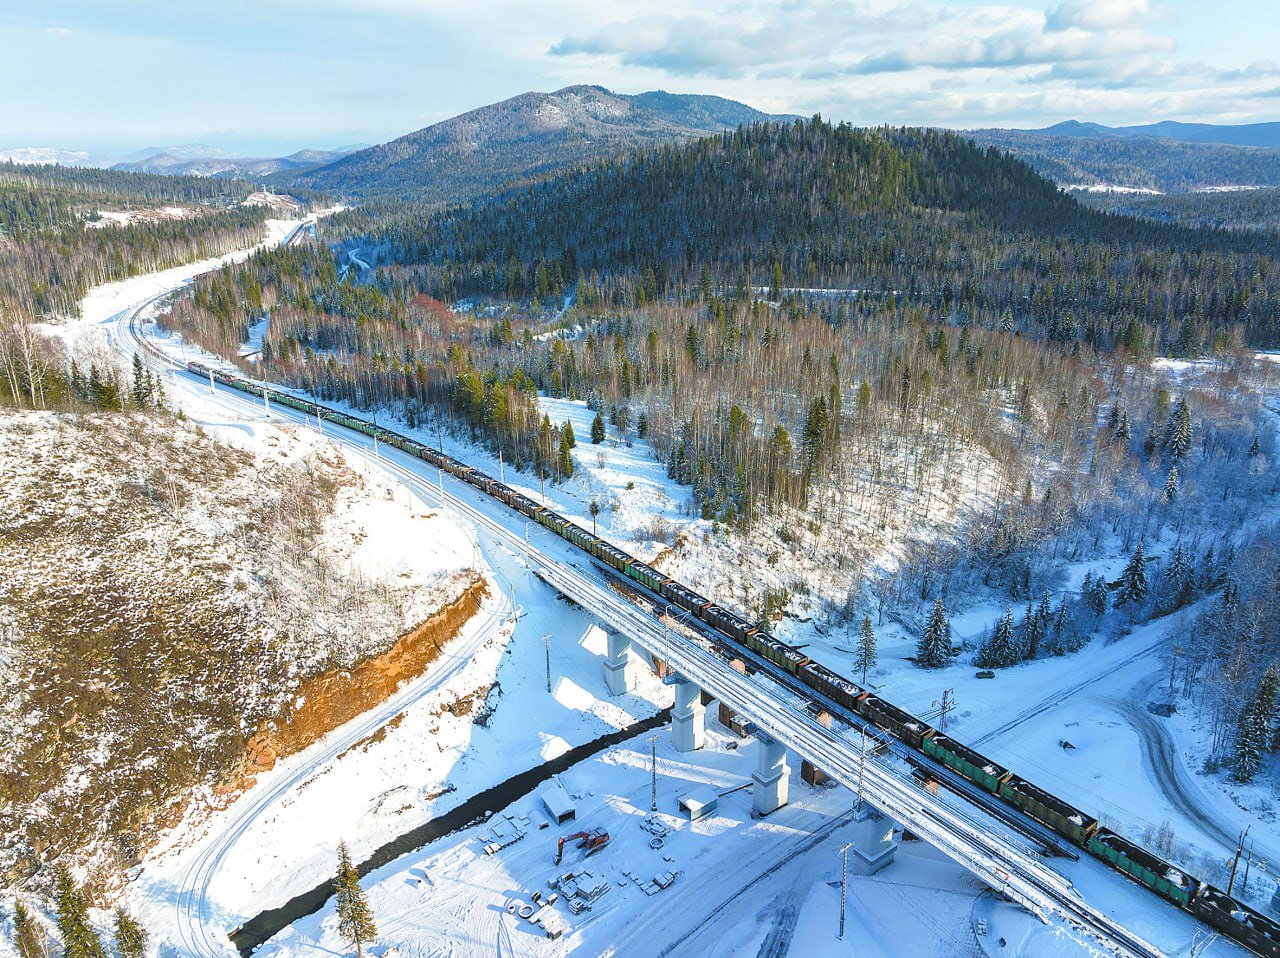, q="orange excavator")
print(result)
[554,828,611,865]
